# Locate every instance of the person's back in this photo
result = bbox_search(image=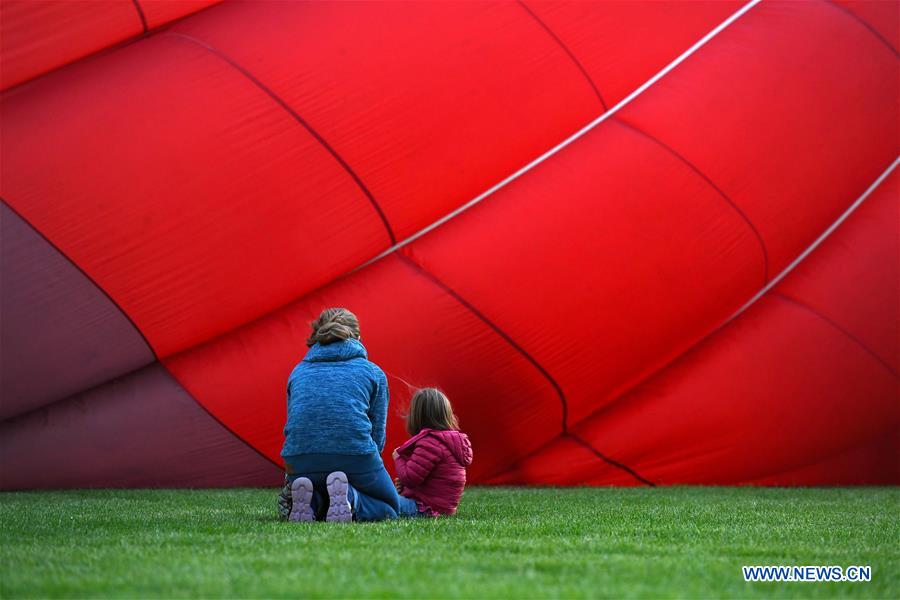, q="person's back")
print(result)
[282,338,386,458]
